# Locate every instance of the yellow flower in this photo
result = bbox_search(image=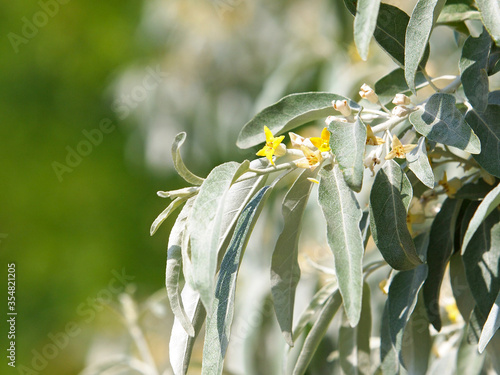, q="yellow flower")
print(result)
[385,135,417,160]
[295,146,323,171]
[438,172,462,198]
[310,128,331,152]
[256,126,285,165]
[366,124,385,146]
[445,301,460,324]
